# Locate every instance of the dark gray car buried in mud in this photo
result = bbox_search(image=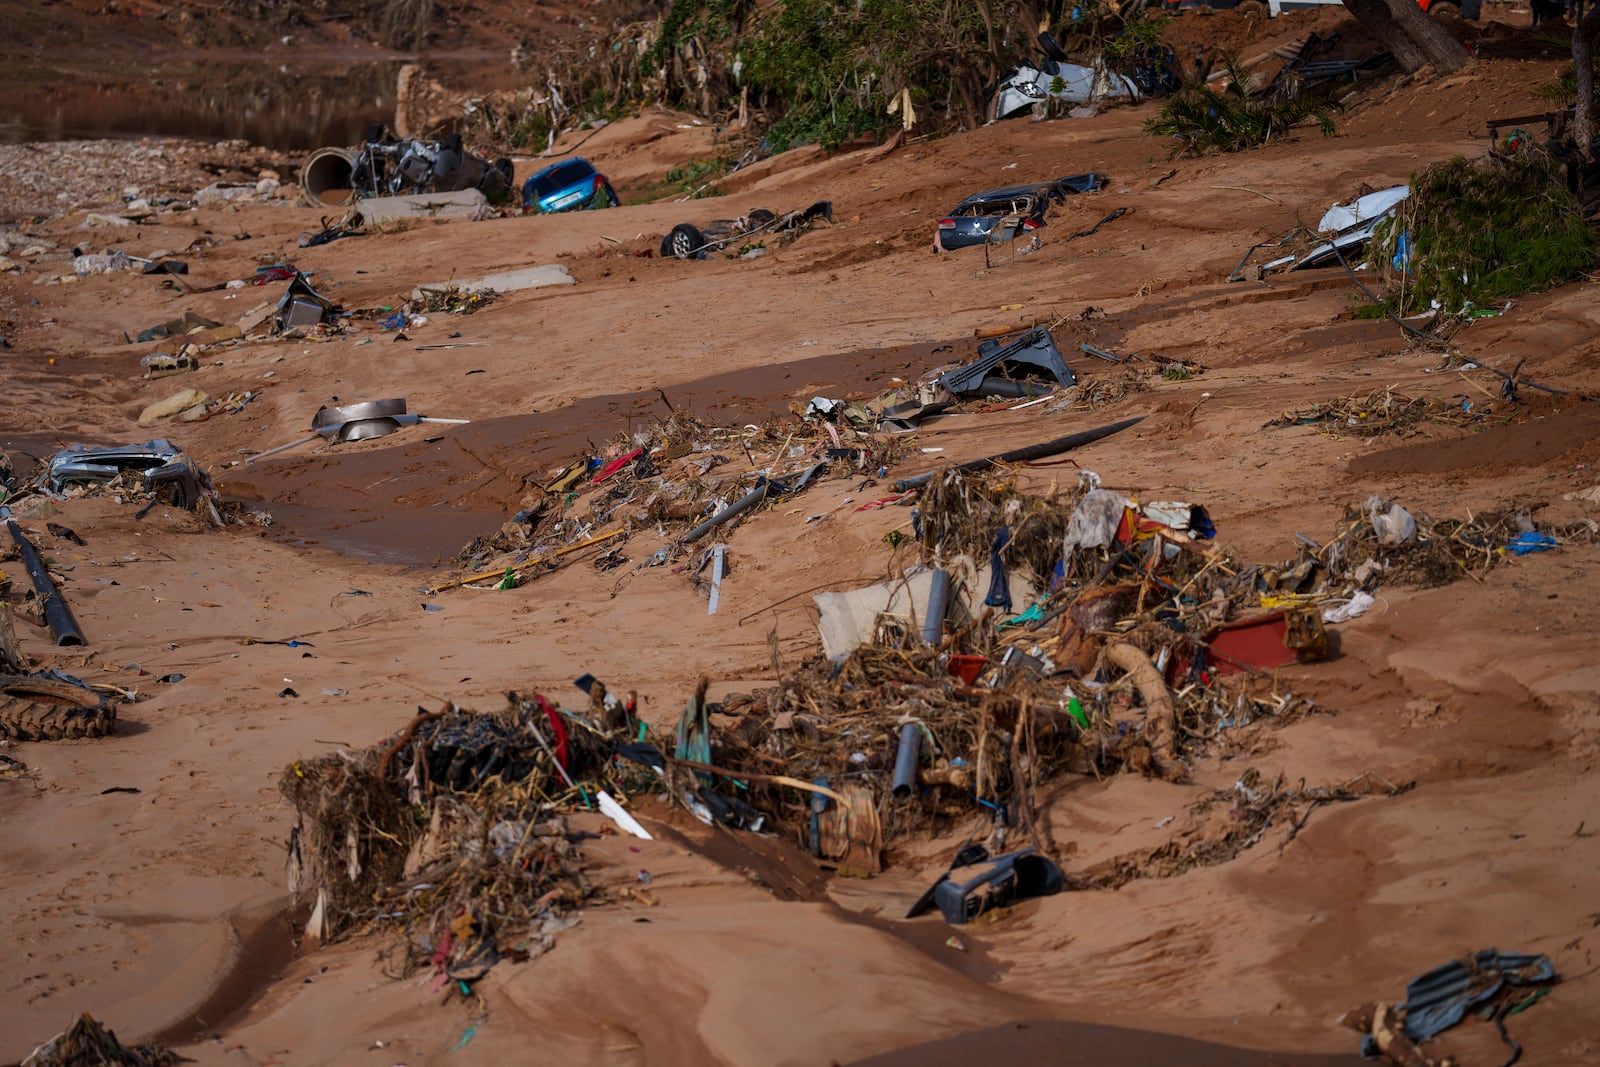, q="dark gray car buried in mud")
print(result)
[661,201,834,259]
[935,173,1107,251]
[47,439,204,509]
